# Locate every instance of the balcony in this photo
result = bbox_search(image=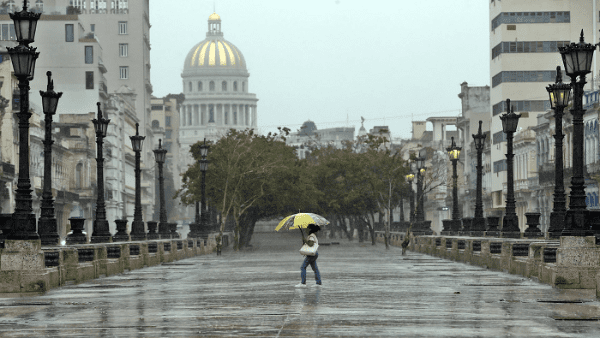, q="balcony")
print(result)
[0,162,15,179]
